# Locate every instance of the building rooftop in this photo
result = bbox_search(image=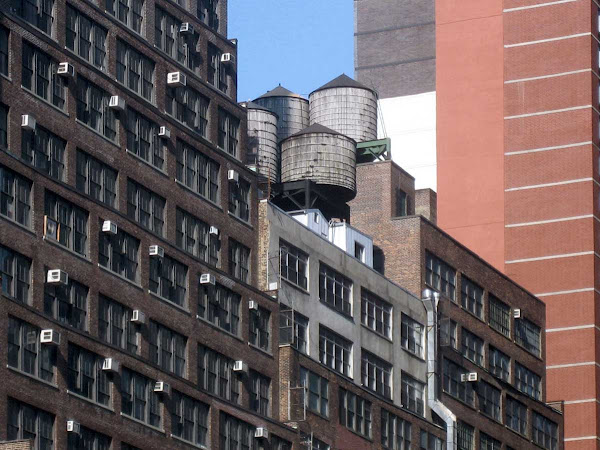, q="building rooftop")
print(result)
[254,84,305,100]
[311,73,375,94]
